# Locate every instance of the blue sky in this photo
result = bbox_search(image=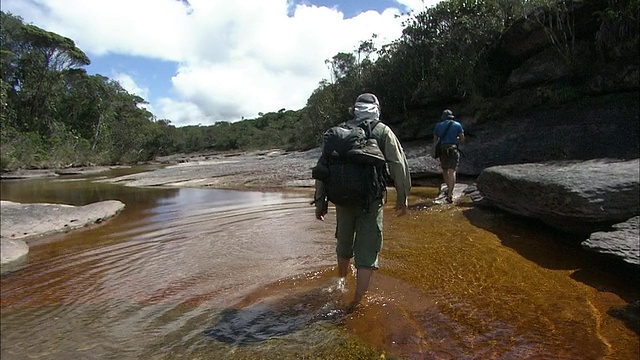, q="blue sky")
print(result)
[3,0,440,126]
